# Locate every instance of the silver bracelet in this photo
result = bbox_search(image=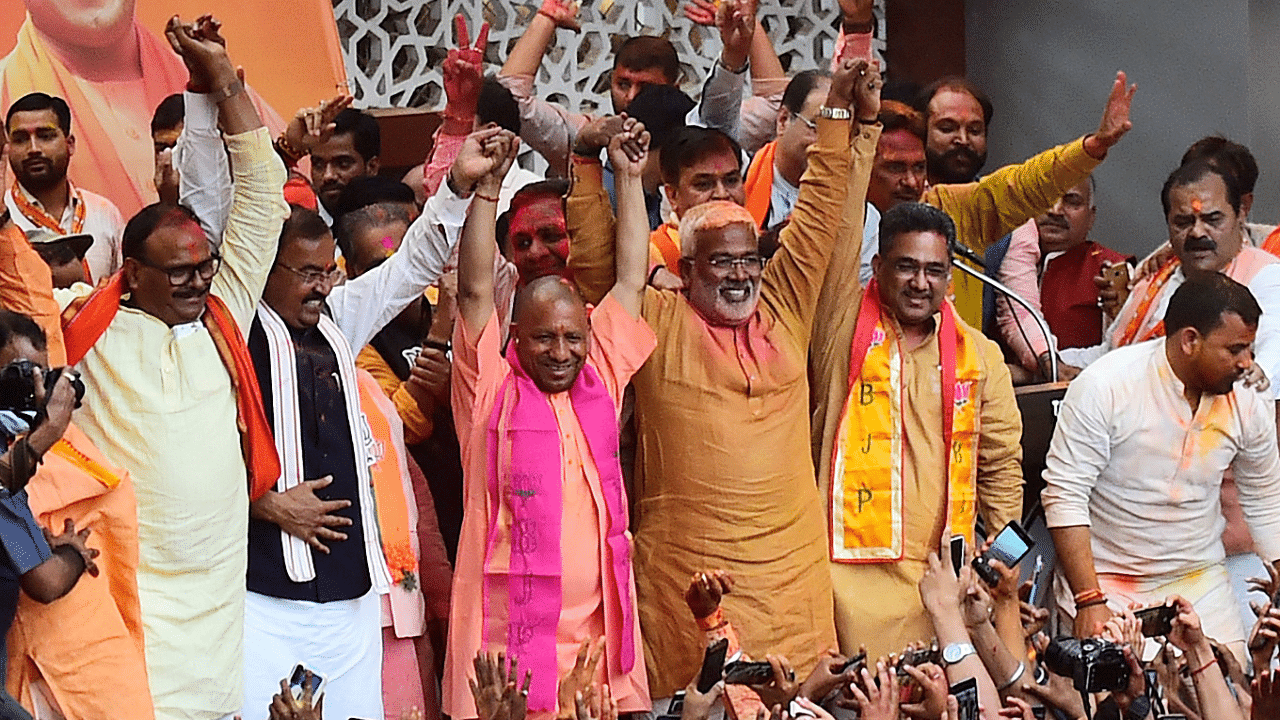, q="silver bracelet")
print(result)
[997,661,1025,692]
